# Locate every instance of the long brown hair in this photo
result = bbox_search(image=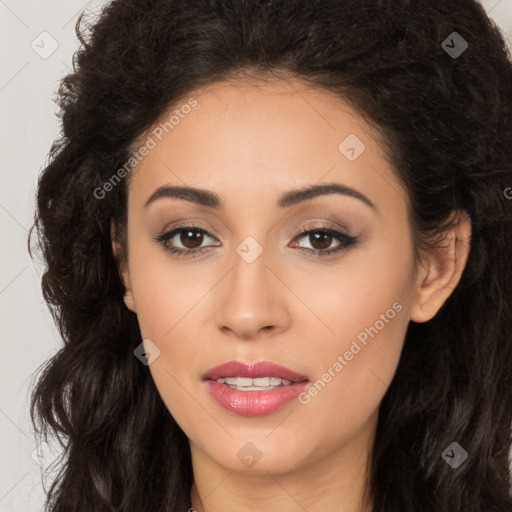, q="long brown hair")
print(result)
[29,0,512,510]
